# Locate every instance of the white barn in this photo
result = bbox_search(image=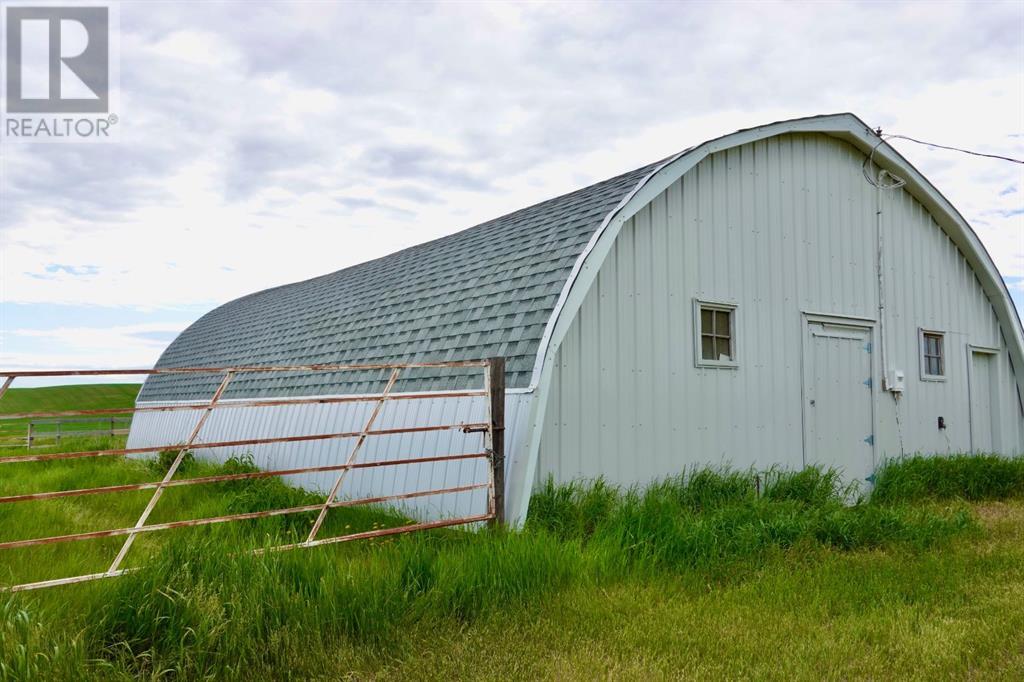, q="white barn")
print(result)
[128,113,1024,526]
